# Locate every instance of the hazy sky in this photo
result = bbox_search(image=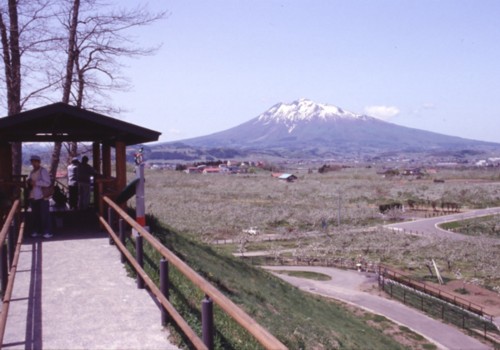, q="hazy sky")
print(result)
[114,0,500,143]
